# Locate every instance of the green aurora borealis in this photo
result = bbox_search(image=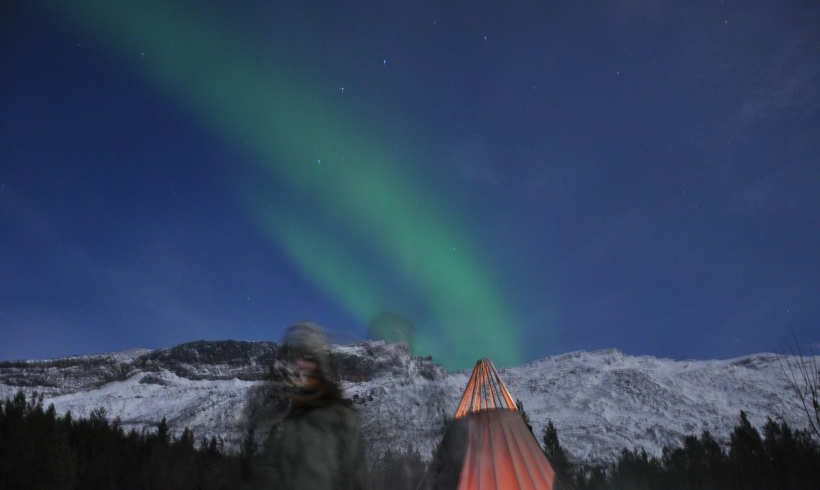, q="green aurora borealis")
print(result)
[44,0,522,369]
